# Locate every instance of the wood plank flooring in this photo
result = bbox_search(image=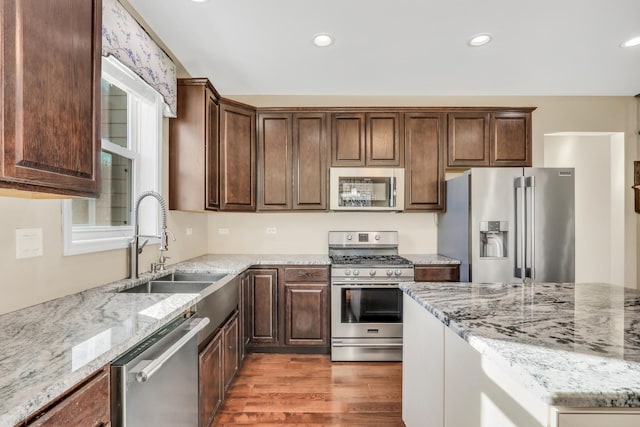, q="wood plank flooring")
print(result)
[213,353,404,427]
